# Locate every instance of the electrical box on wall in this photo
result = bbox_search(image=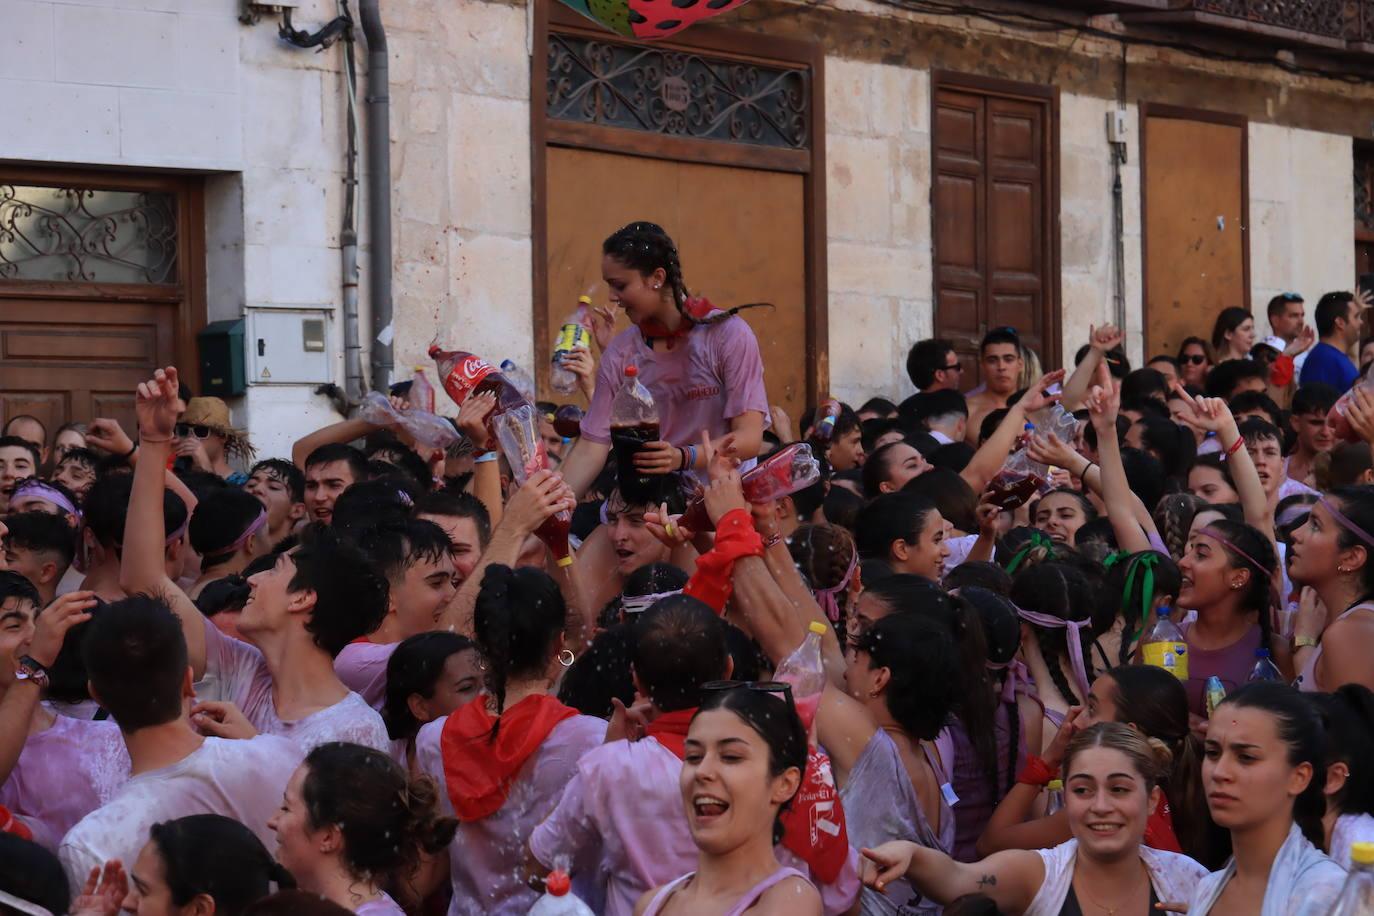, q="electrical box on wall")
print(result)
[245,308,333,385]
[198,319,246,397]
